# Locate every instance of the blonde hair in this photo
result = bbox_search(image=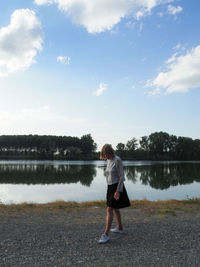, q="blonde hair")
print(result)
[100,144,115,160]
